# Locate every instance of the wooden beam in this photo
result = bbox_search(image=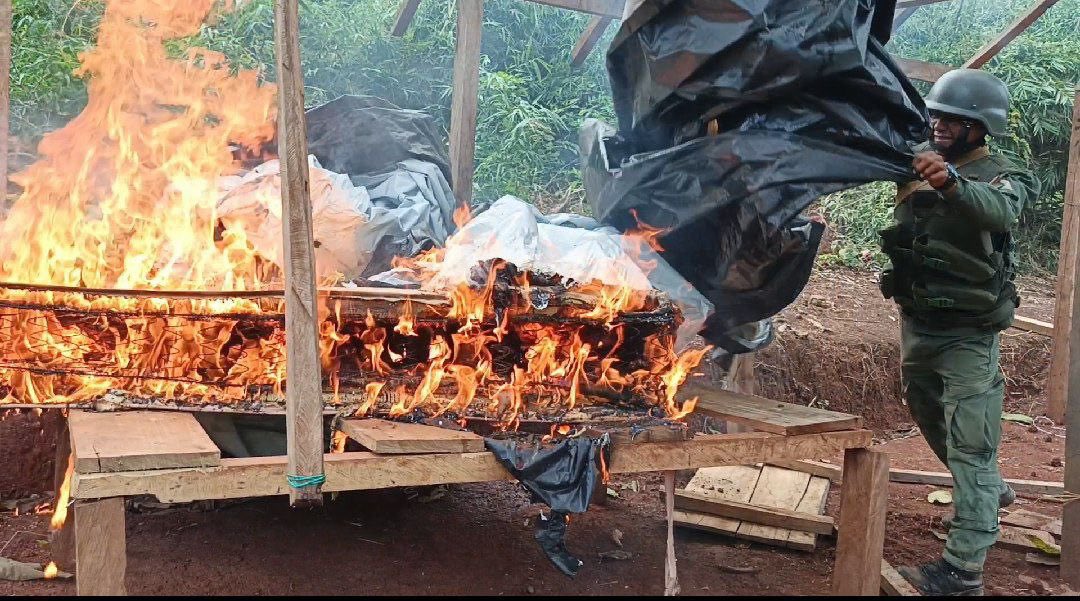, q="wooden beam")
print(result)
[68,410,220,473]
[274,0,325,507]
[390,0,422,36]
[1050,88,1080,423]
[0,0,9,208]
[893,56,952,83]
[833,449,890,596]
[963,0,1061,69]
[881,559,922,596]
[673,489,835,535]
[524,0,623,18]
[1012,314,1053,336]
[71,430,872,503]
[448,0,483,204]
[683,381,862,435]
[570,16,612,67]
[49,419,76,573]
[889,468,1064,495]
[892,7,918,32]
[74,497,126,596]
